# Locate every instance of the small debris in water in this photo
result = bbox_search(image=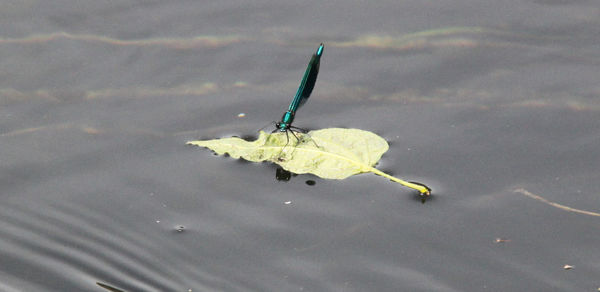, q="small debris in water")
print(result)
[96,282,126,292]
[563,264,573,270]
[284,201,292,205]
[494,238,511,243]
[237,113,246,118]
[305,180,316,186]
